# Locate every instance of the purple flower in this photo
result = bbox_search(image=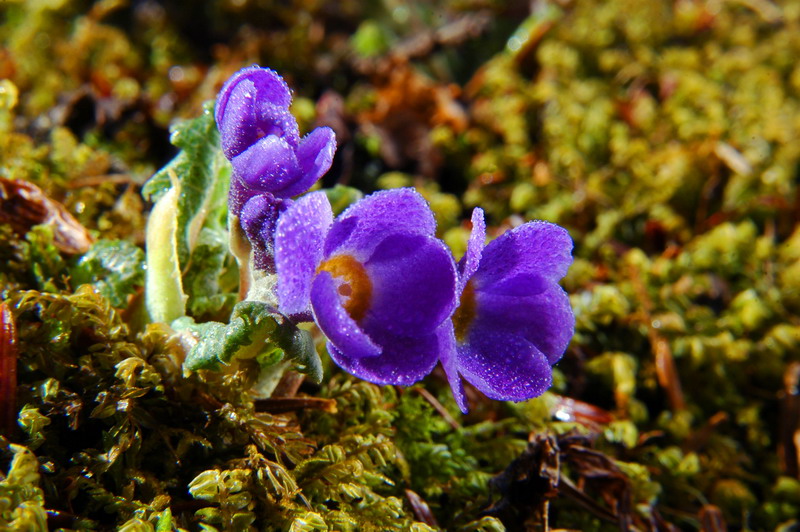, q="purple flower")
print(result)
[238,193,292,273]
[215,65,337,212]
[274,188,458,385]
[439,209,575,413]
